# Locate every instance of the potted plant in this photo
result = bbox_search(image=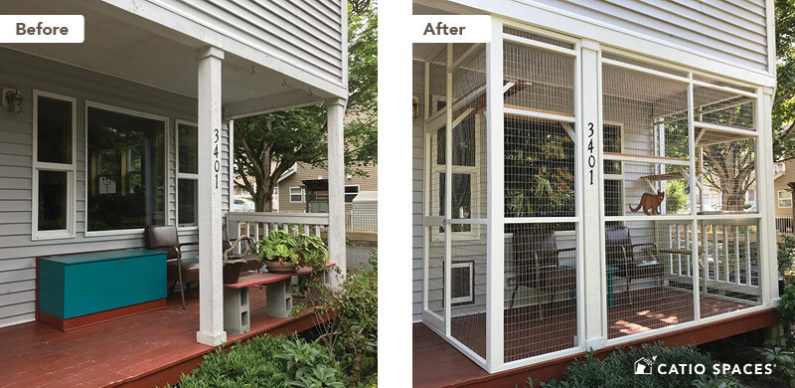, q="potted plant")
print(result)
[257,226,329,273]
[222,236,251,283]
